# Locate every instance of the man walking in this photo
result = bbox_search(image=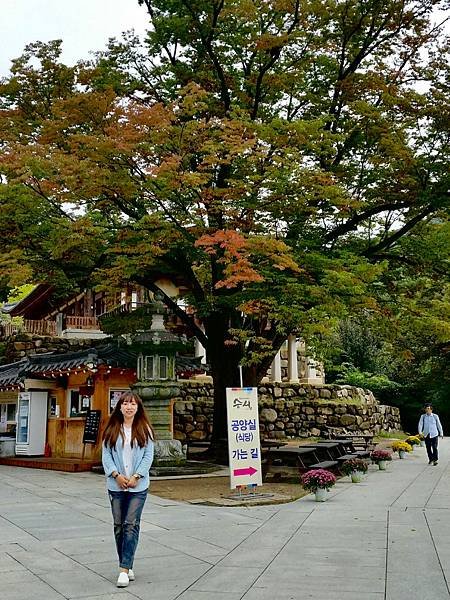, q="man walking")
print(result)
[418,404,444,466]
